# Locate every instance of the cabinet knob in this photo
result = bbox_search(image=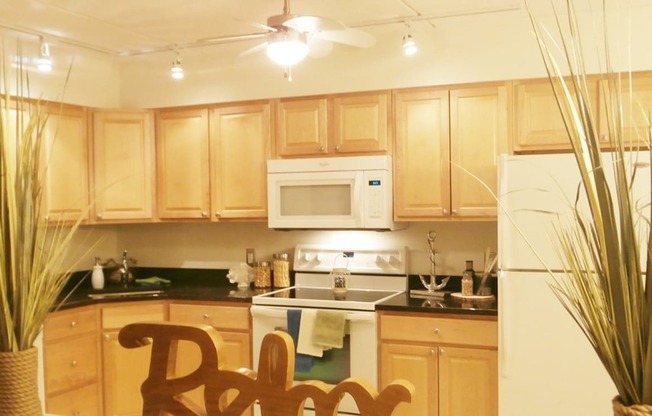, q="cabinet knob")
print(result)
[214,212,221,218]
[600,134,608,142]
[104,334,110,340]
[203,313,210,319]
[70,321,77,328]
[319,145,327,153]
[440,348,445,355]
[96,213,103,219]
[201,211,208,218]
[335,145,341,152]
[433,328,440,334]
[442,208,448,215]
[452,209,458,215]
[71,360,78,367]
[430,348,437,356]
[73,412,80,416]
